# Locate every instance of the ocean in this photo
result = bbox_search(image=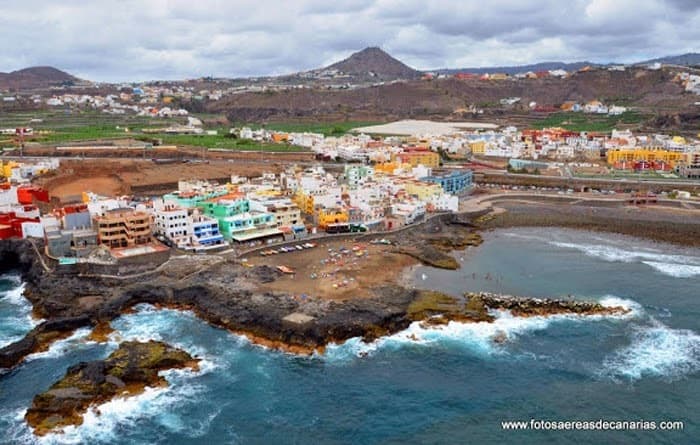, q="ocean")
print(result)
[0,228,698,444]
